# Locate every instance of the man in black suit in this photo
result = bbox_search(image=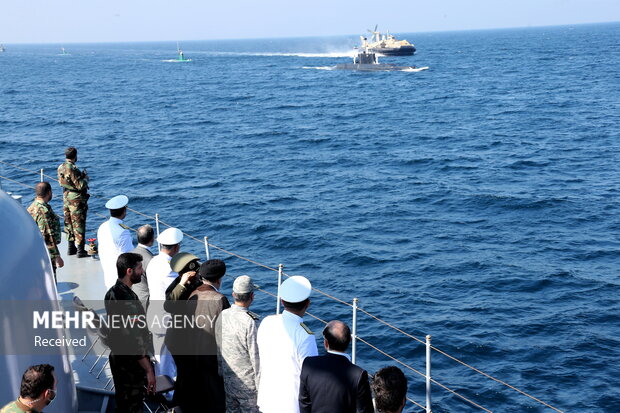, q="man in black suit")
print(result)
[299,320,374,413]
[130,224,155,311]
